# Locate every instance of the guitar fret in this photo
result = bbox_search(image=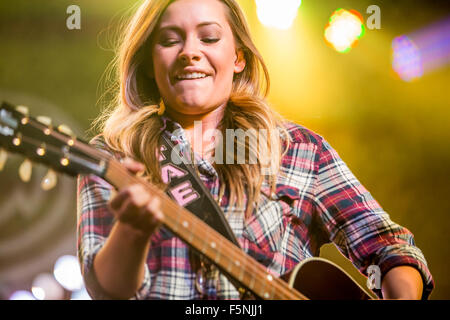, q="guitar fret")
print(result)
[173,208,180,233]
[248,272,255,290]
[259,271,267,299]
[238,258,245,282]
[214,236,224,263]
[187,224,195,244]
[226,257,233,273]
[269,280,276,299]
